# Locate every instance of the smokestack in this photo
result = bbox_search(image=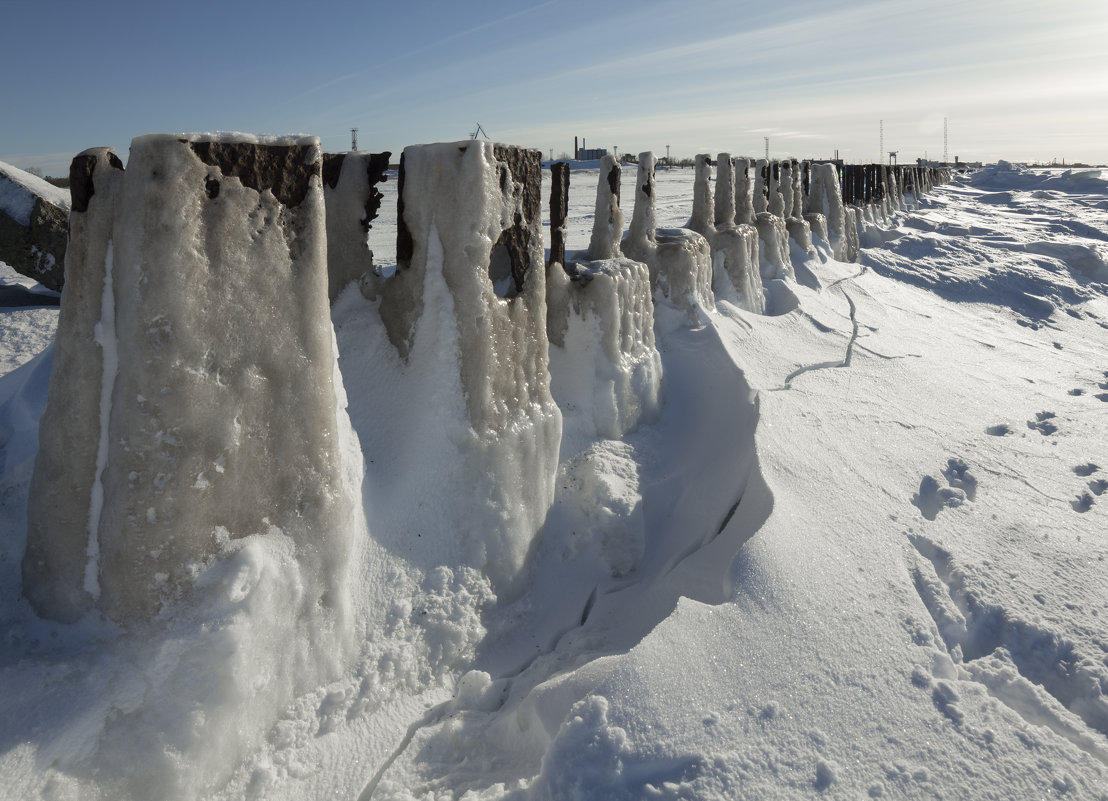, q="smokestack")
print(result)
[575,136,578,160]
